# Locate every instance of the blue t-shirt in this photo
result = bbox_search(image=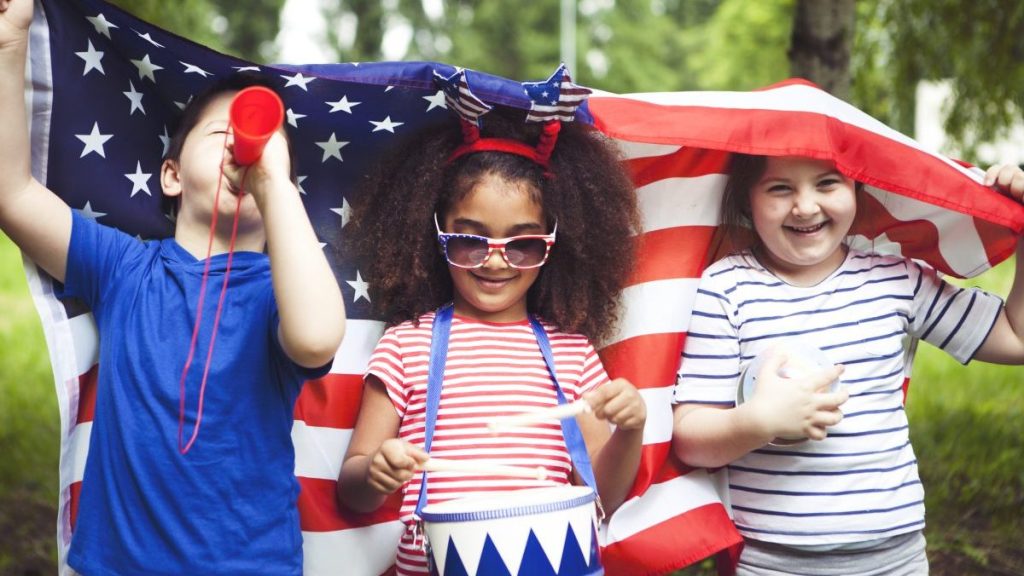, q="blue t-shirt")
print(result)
[63,212,331,576]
